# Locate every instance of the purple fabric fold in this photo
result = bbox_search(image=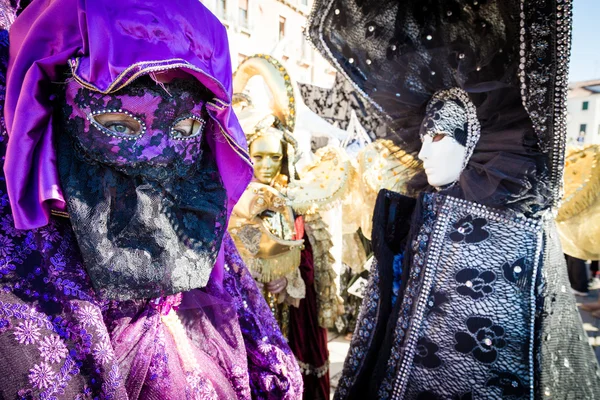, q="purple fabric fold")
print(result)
[4,0,252,231]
